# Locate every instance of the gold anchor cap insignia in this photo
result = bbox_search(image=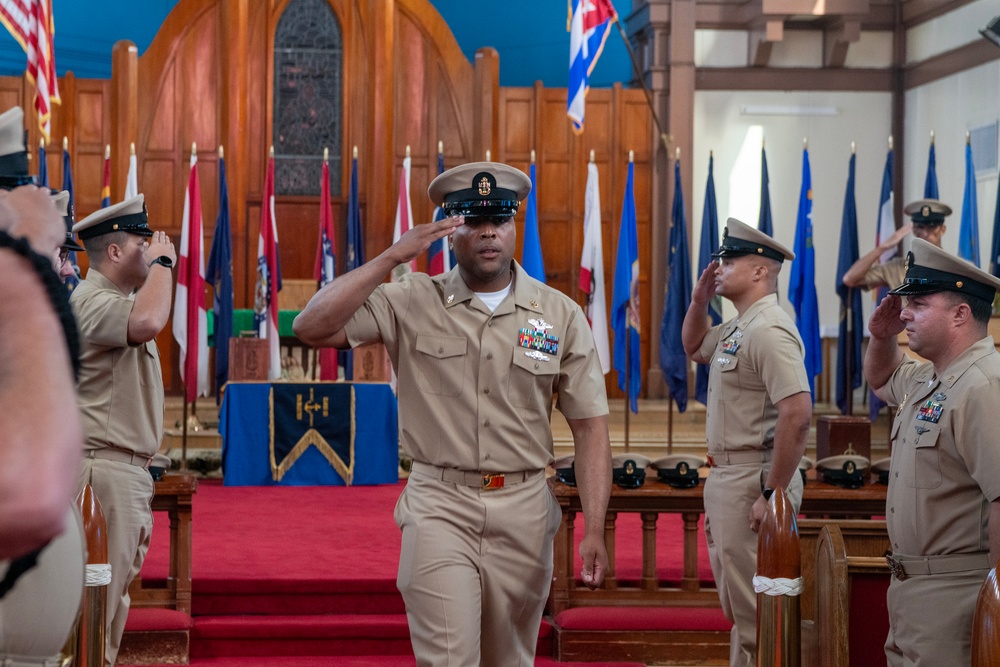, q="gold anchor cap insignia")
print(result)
[478,176,491,196]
